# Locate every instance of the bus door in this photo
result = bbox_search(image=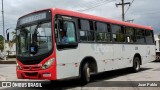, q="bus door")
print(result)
[54,16,79,79]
